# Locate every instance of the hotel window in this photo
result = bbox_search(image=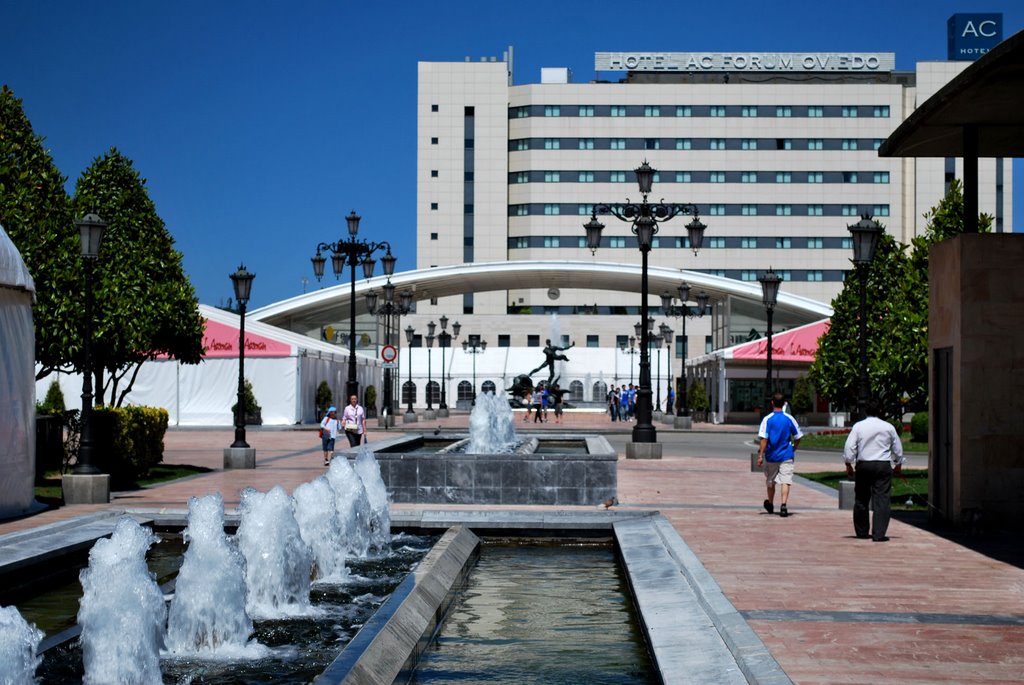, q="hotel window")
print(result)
[808,106,823,117]
[843,172,859,183]
[644,138,660,150]
[610,171,626,182]
[808,237,824,248]
[707,270,726,278]
[609,237,626,247]
[874,172,890,184]
[644,106,660,117]
[431,169,439,177]
[741,204,757,216]
[579,105,594,117]
[430,202,438,210]
[841,237,853,249]
[777,138,793,150]
[675,138,692,150]
[873,106,890,117]
[709,237,726,248]
[543,204,560,215]
[431,104,439,112]
[610,105,626,117]
[808,172,824,183]
[544,138,560,150]
[544,105,560,117]
[512,106,528,118]
[577,237,588,248]
[741,172,757,183]
[710,138,726,150]
[741,270,758,281]
[776,205,792,216]
[431,137,439,144]
[741,237,757,248]
[776,172,792,183]
[676,171,692,183]
[842,139,859,150]
[544,171,560,182]
[741,139,758,150]
[465,172,475,181]
[430,232,438,240]
[842,205,858,216]
[775,237,792,248]
[710,106,726,117]
[498,335,511,347]
[514,237,528,248]
[587,335,599,348]
[807,270,823,281]
[778,270,792,281]
[578,171,594,183]
[807,139,823,150]
[710,172,725,183]
[842,106,858,118]
[578,204,594,215]
[741,106,758,117]
[807,205,823,216]
[652,172,661,183]
[709,204,725,216]
[514,171,528,183]
[676,106,692,117]
[515,205,528,216]
[776,106,792,117]
[579,138,595,150]
[515,139,529,151]
[873,205,890,216]
[464,204,473,213]
[543,236,561,247]
[873,139,883,150]
[610,138,626,150]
